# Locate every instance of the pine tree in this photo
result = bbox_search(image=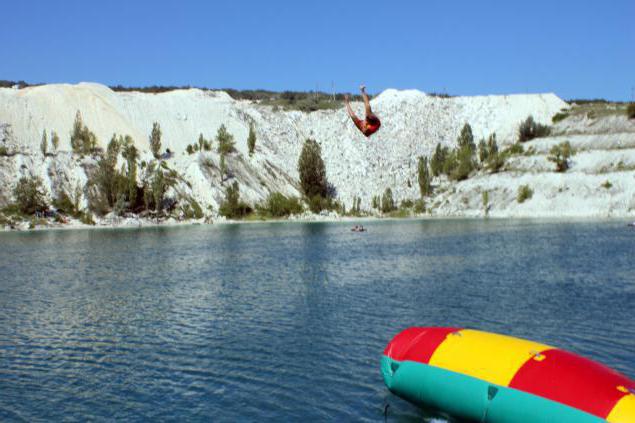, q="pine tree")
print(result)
[417,156,432,197]
[457,123,475,152]
[40,129,48,156]
[381,188,395,213]
[297,138,327,198]
[121,136,138,207]
[149,122,162,159]
[216,124,235,155]
[247,124,256,156]
[478,139,488,163]
[430,143,447,177]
